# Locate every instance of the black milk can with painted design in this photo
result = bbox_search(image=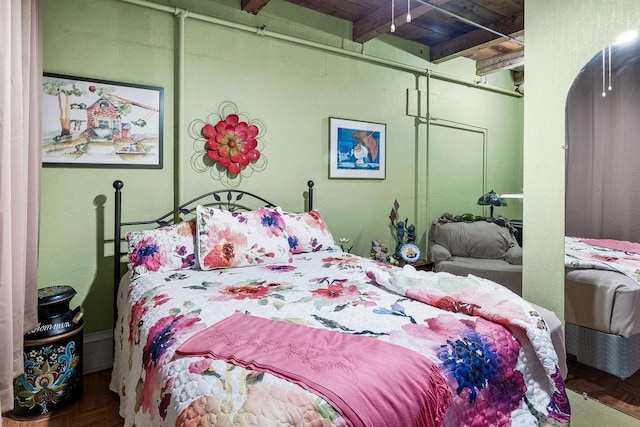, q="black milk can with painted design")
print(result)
[11,285,84,419]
